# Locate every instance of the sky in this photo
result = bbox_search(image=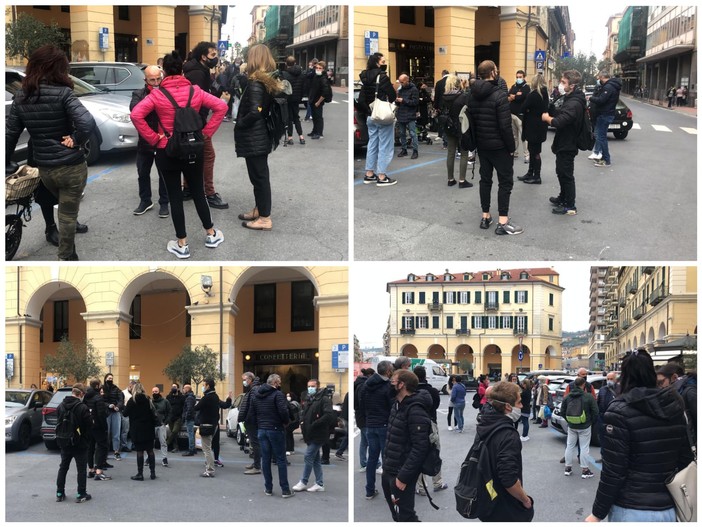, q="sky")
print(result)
[222,5,253,48]
[352,262,592,349]
[568,3,630,57]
